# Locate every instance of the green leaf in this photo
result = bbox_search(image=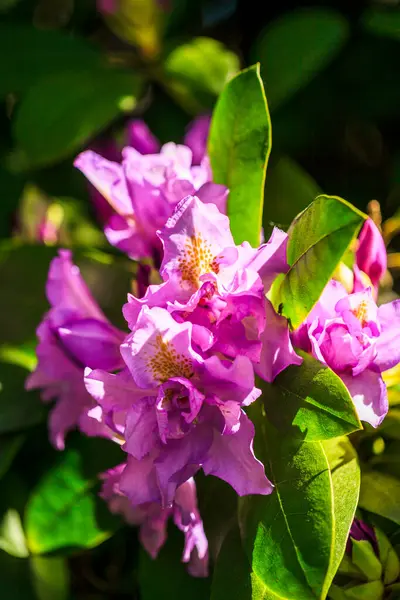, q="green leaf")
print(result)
[262,351,361,441]
[0,435,25,480]
[343,581,384,600]
[138,523,210,600]
[264,156,321,232]
[0,509,28,558]
[30,555,70,600]
[25,438,123,554]
[208,64,271,247]
[163,37,239,114]
[375,527,400,585]
[322,437,360,589]
[102,0,163,59]
[252,8,349,110]
[211,526,281,600]
[351,540,382,581]
[0,24,101,98]
[14,68,142,168]
[239,417,334,600]
[361,9,400,42]
[272,195,366,329]
[359,471,400,526]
